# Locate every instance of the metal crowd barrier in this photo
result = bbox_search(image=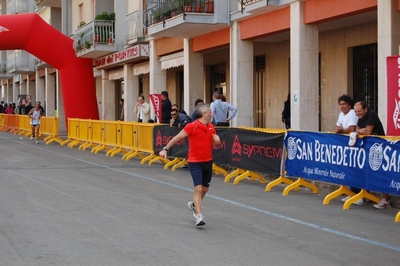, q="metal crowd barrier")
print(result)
[0,114,63,144]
